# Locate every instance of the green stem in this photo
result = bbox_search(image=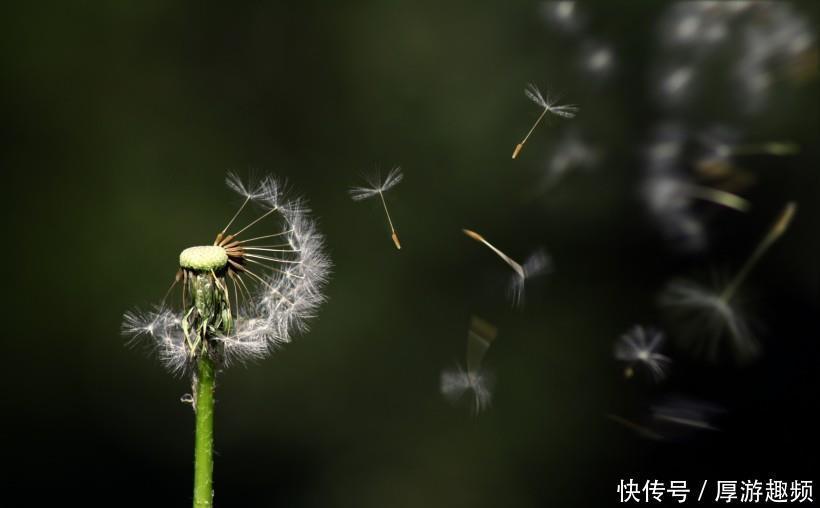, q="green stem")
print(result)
[193,353,216,508]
